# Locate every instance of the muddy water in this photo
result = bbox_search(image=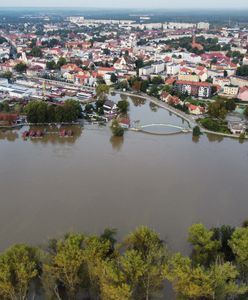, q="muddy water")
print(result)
[0,95,247,254]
